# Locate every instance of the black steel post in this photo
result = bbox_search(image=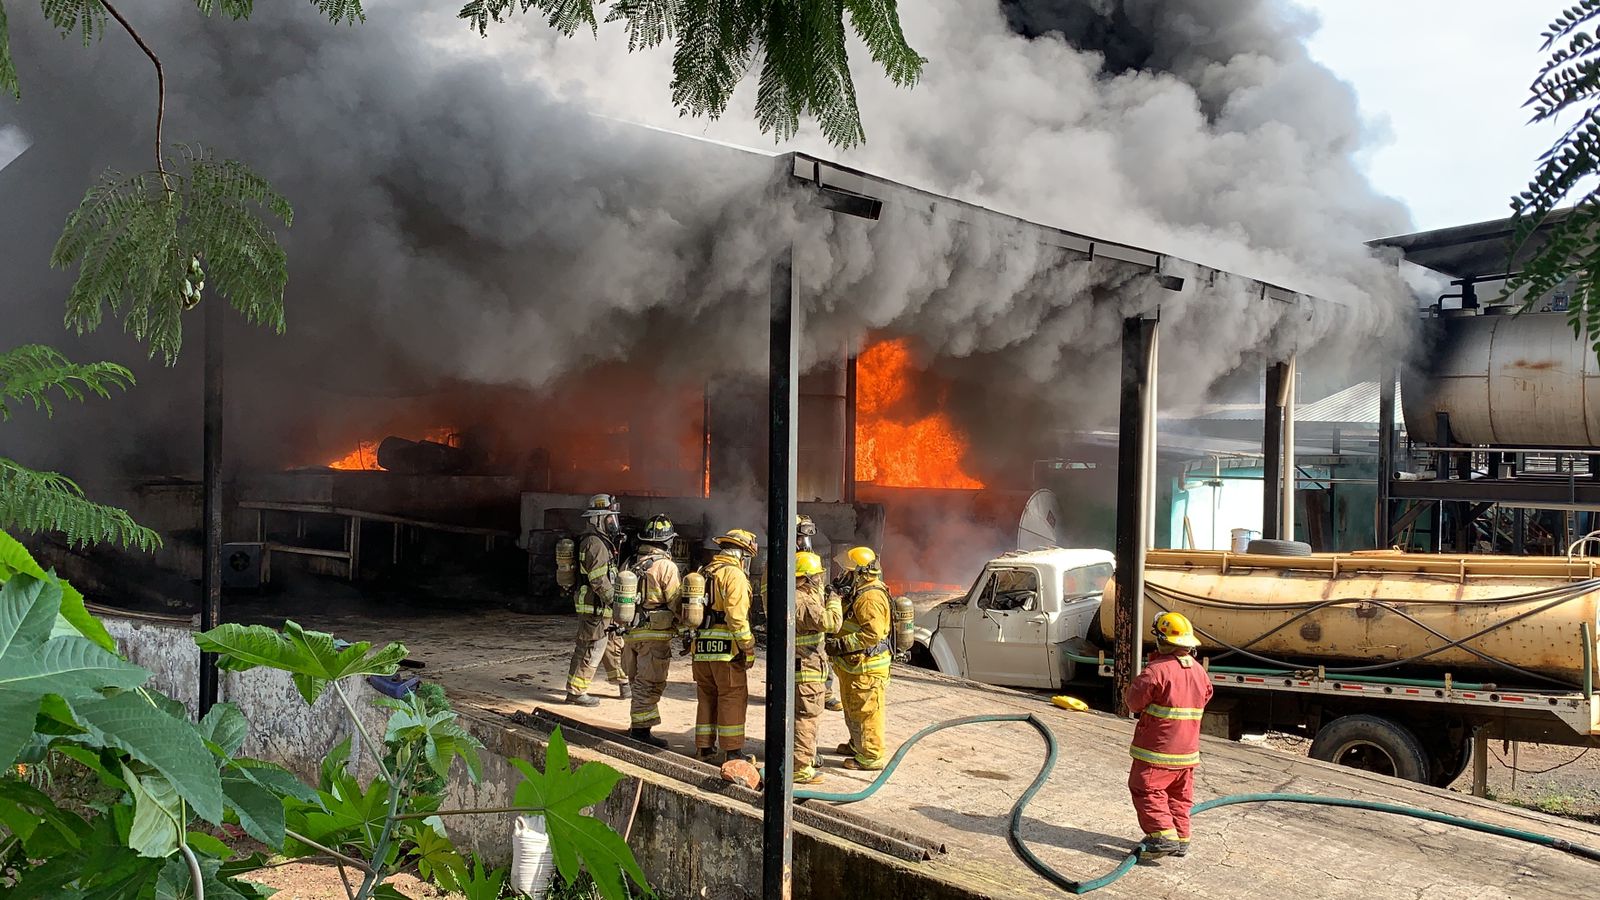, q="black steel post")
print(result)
[1377,368,1396,548]
[199,296,224,717]
[1113,316,1158,717]
[844,351,858,504]
[1262,363,1286,541]
[762,247,799,900]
